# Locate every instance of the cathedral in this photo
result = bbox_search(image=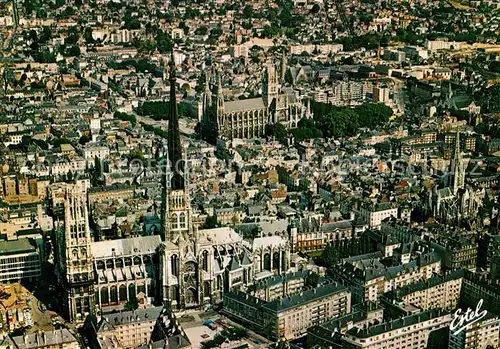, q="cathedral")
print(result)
[430,131,485,226]
[53,53,293,323]
[201,58,310,143]
[160,55,292,309]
